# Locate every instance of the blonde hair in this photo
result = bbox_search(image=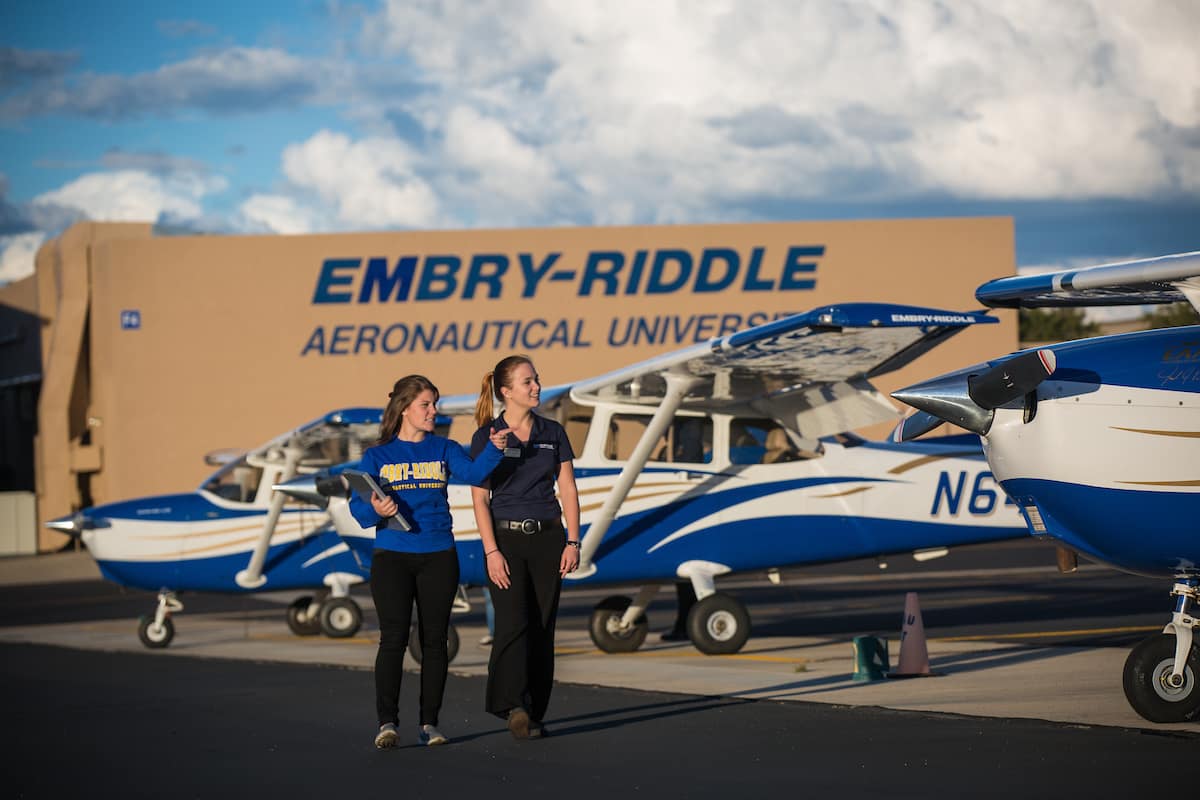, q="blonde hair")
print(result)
[474,355,533,429]
[377,375,439,445]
